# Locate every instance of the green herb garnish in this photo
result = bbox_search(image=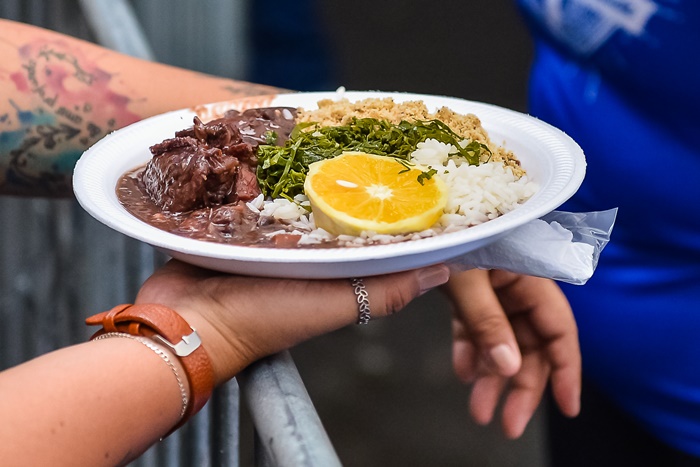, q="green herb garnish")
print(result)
[395,158,414,174]
[264,130,278,145]
[256,117,490,200]
[417,168,438,185]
